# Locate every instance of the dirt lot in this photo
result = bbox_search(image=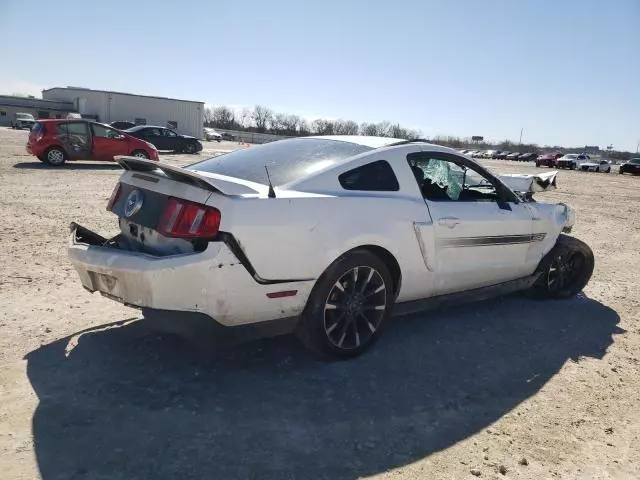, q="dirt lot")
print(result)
[0,127,639,480]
